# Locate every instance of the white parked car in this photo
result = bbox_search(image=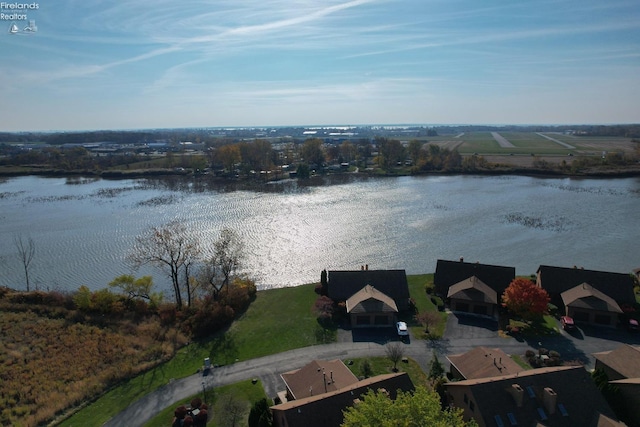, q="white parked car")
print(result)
[396,321,409,336]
